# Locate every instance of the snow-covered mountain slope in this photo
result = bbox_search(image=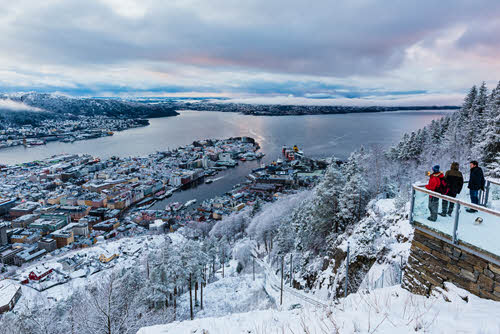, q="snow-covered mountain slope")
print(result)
[290,198,413,299]
[137,284,500,334]
[1,92,178,118]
